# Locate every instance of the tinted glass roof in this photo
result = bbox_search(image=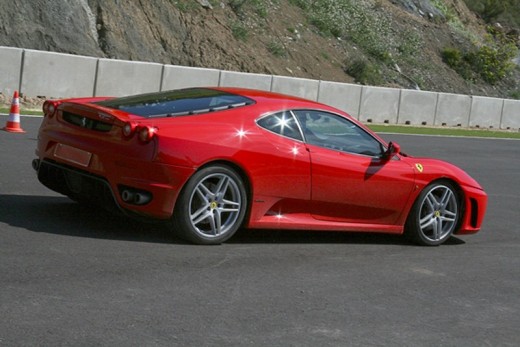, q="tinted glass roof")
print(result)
[94,88,255,118]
